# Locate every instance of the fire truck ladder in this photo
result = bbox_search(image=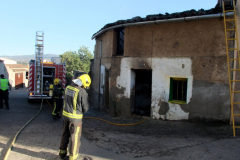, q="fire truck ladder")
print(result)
[34,31,44,96]
[223,0,240,137]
